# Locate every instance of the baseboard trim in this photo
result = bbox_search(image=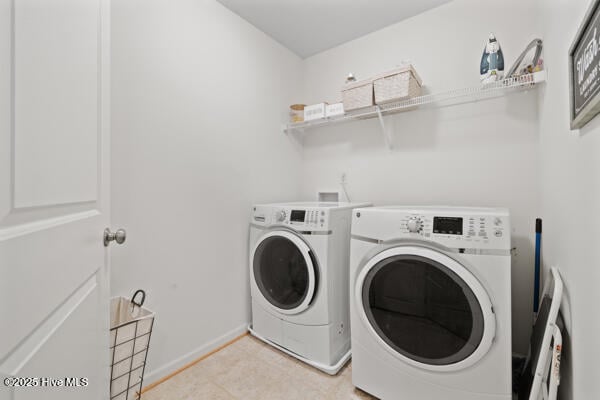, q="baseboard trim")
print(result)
[141,323,249,393]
